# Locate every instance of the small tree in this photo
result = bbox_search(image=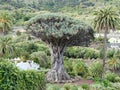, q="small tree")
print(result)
[0,11,14,35]
[0,36,16,58]
[93,7,120,79]
[27,13,94,82]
